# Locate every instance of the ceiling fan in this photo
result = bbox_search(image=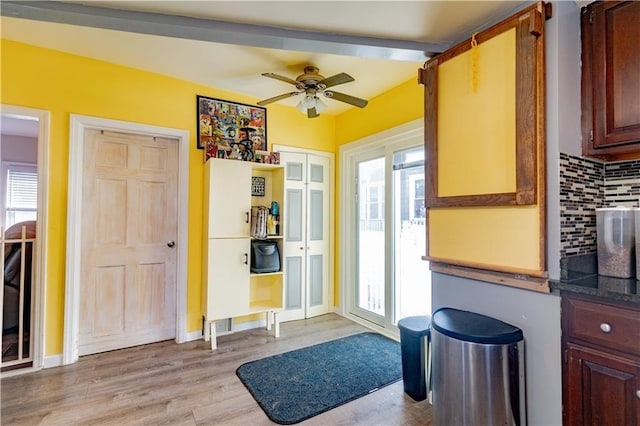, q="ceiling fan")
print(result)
[257,66,368,118]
